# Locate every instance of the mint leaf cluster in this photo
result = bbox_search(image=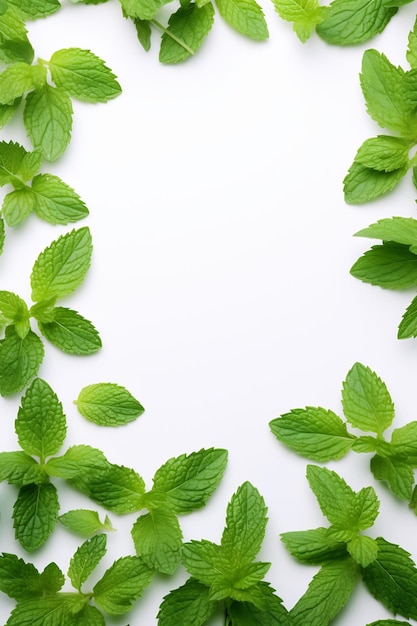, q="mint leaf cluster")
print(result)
[283,466,417,624]
[0,534,153,624]
[158,481,291,625]
[270,362,417,504]
[0,227,100,395]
